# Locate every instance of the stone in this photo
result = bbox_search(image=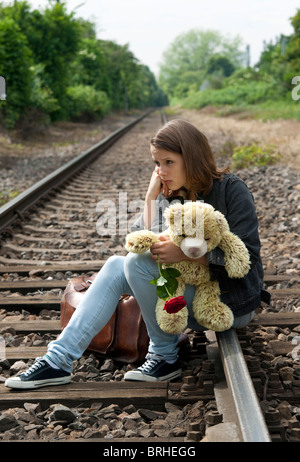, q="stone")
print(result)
[153,427,173,438]
[10,360,27,372]
[99,404,121,416]
[172,427,187,437]
[123,418,138,431]
[279,366,294,382]
[26,428,39,440]
[165,409,186,427]
[139,427,155,438]
[2,425,27,440]
[0,413,19,431]
[24,402,42,414]
[0,359,10,369]
[122,404,137,414]
[138,408,161,421]
[40,428,56,440]
[125,429,139,438]
[277,402,292,420]
[49,404,77,424]
[165,402,182,413]
[83,426,109,439]
[108,428,126,438]
[100,359,115,372]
